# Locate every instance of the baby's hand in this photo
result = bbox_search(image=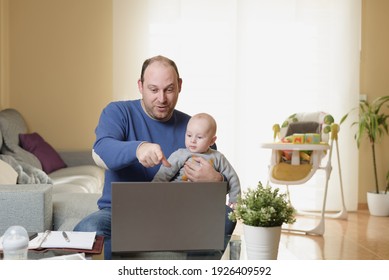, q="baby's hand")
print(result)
[228,202,237,209]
